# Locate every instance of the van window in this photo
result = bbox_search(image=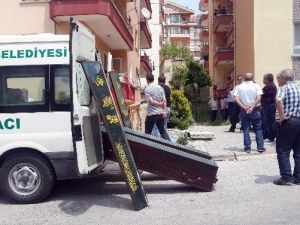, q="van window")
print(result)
[76,63,90,106]
[0,66,49,113]
[0,67,46,106]
[54,67,70,104]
